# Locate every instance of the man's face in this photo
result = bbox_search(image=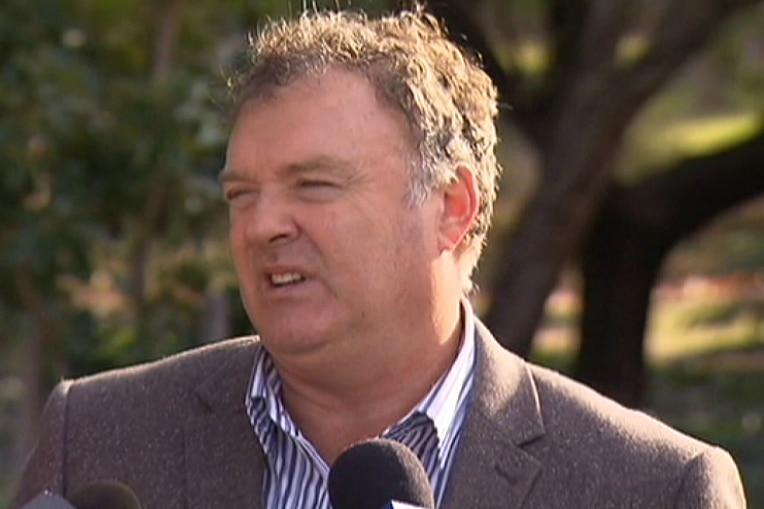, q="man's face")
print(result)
[222,69,443,361]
